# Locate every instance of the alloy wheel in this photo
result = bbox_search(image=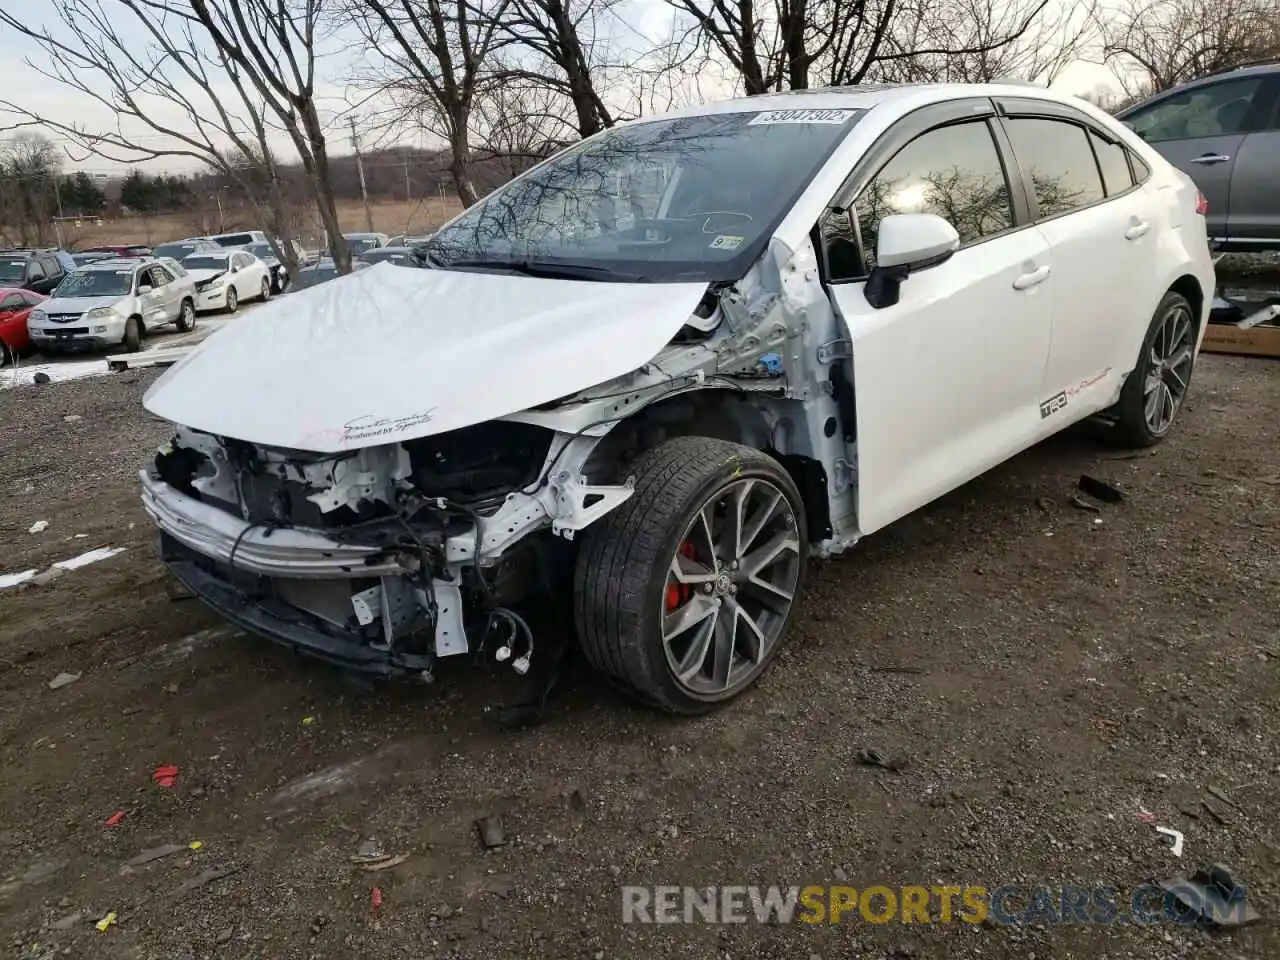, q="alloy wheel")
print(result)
[1143,301,1194,435]
[661,478,802,697]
